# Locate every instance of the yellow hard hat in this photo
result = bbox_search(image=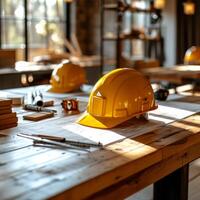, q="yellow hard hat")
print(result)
[49,61,86,93]
[77,68,157,129]
[184,46,200,65]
